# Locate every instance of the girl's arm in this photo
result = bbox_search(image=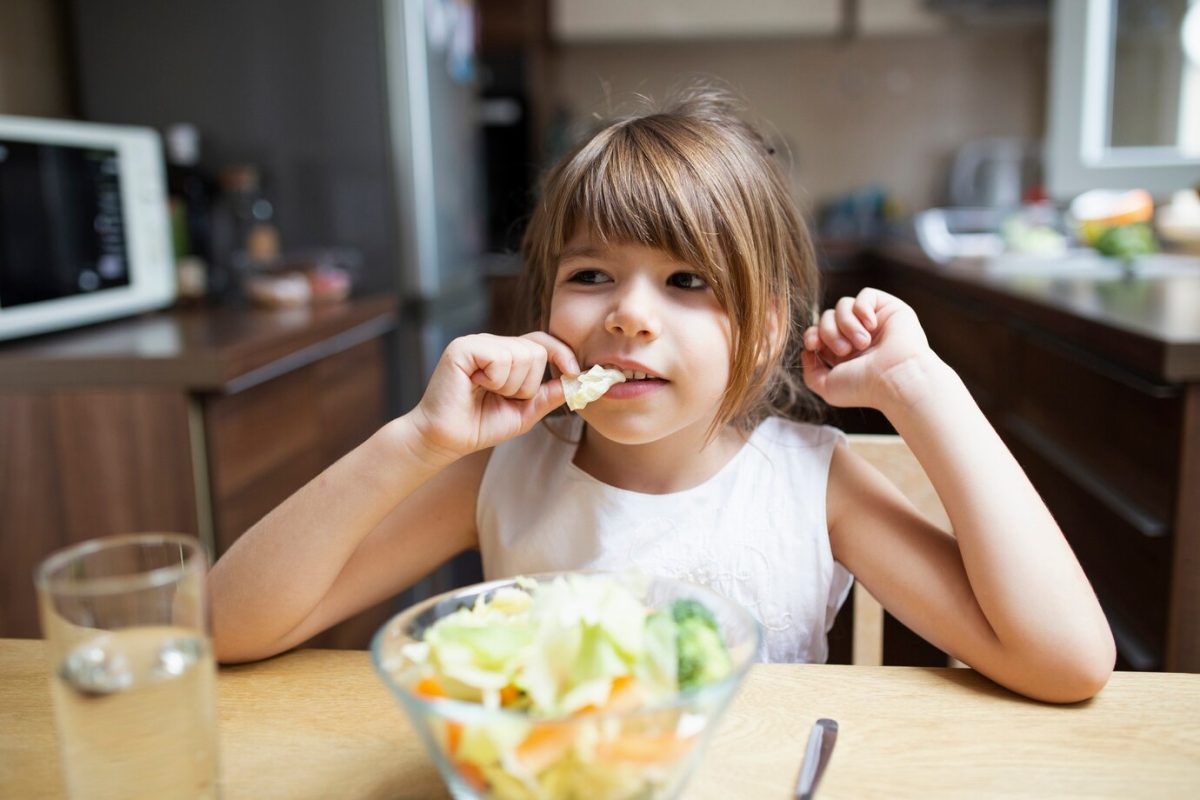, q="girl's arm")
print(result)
[208,332,579,663]
[804,289,1115,703]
